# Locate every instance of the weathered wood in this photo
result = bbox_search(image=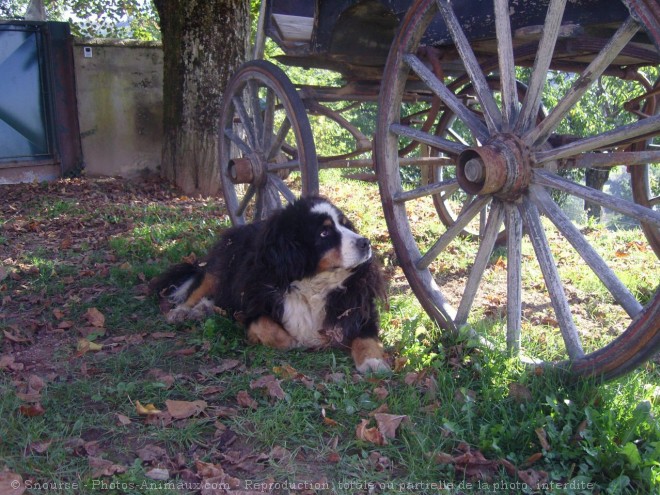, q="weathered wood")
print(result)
[403,54,490,143]
[272,14,314,42]
[436,0,502,133]
[519,195,585,360]
[533,169,660,227]
[515,0,567,134]
[527,17,640,147]
[394,178,459,203]
[530,185,643,318]
[456,201,504,325]
[494,0,518,131]
[505,202,523,354]
[390,123,466,155]
[534,114,660,163]
[417,195,491,270]
[564,150,660,169]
